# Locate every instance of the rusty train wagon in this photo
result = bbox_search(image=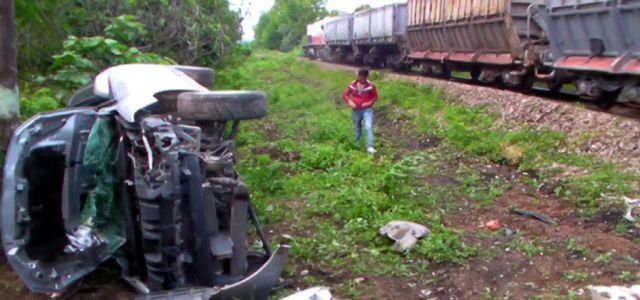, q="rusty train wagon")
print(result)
[311,0,640,105]
[304,16,340,60]
[406,0,550,88]
[543,0,640,104]
[324,15,354,62]
[352,3,410,68]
